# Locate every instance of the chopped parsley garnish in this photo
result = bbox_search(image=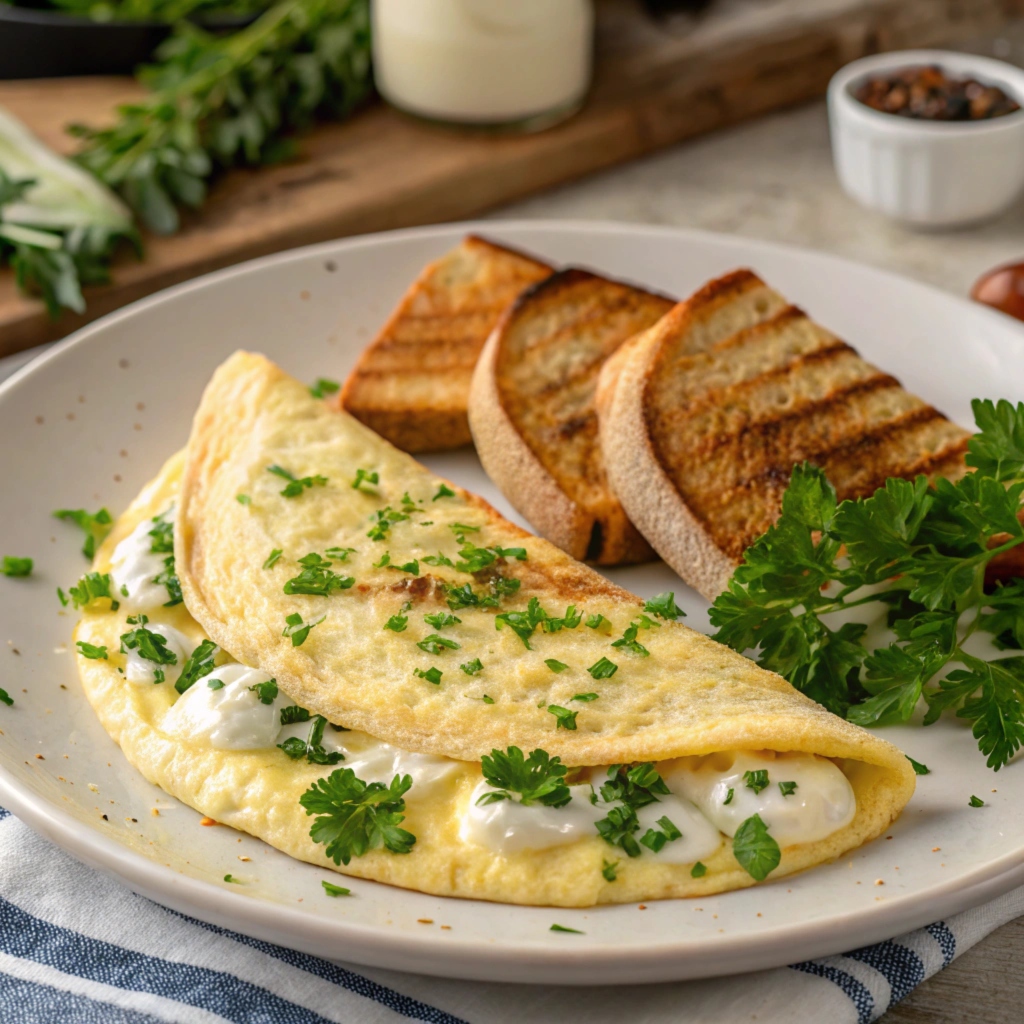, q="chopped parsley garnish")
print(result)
[779,781,798,797]
[396,559,419,575]
[601,859,619,882]
[0,689,14,707]
[263,549,283,569]
[416,634,460,655]
[414,666,443,685]
[76,641,108,660]
[908,756,931,775]
[550,924,583,934]
[321,880,351,897]
[594,763,671,857]
[424,612,461,630]
[969,794,985,807]
[493,546,528,561]
[147,514,172,552]
[445,582,499,611]
[351,468,379,491]
[494,597,582,649]
[743,769,769,794]
[547,705,578,730]
[207,678,224,690]
[248,678,279,705]
[223,874,242,884]
[611,621,650,658]
[367,506,409,542]
[153,556,182,607]
[572,692,599,702]
[2,556,33,578]
[586,613,608,630]
[460,658,483,675]
[455,542,497,574]
[732,814,781,881]
[383,614,408,632]
[283,612,325,647]
[267,464,328,498]
[478,746,571,807]
[68,571,117,609]
[640,816,682,853]
[423,552,455,568]
[449,522,480,540]
[373,552,390,568]
[53,507,112,559]
[236,494,251,505]
[280,705,310,725]
[545,658,569,673]
[309,378,340,399]
[491,575,521,599]
[723,788,734,805]
[300,768,416,865]
[283,553,355,596]
[480,694,495,704]
[643,592,685,620]
[324,547,356,561]
[691,861,707,878]
[120,615,177,667]
[279,714,344,765]
[588,656,618,680]
[432,484,456,500]
[175,639,218,694]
